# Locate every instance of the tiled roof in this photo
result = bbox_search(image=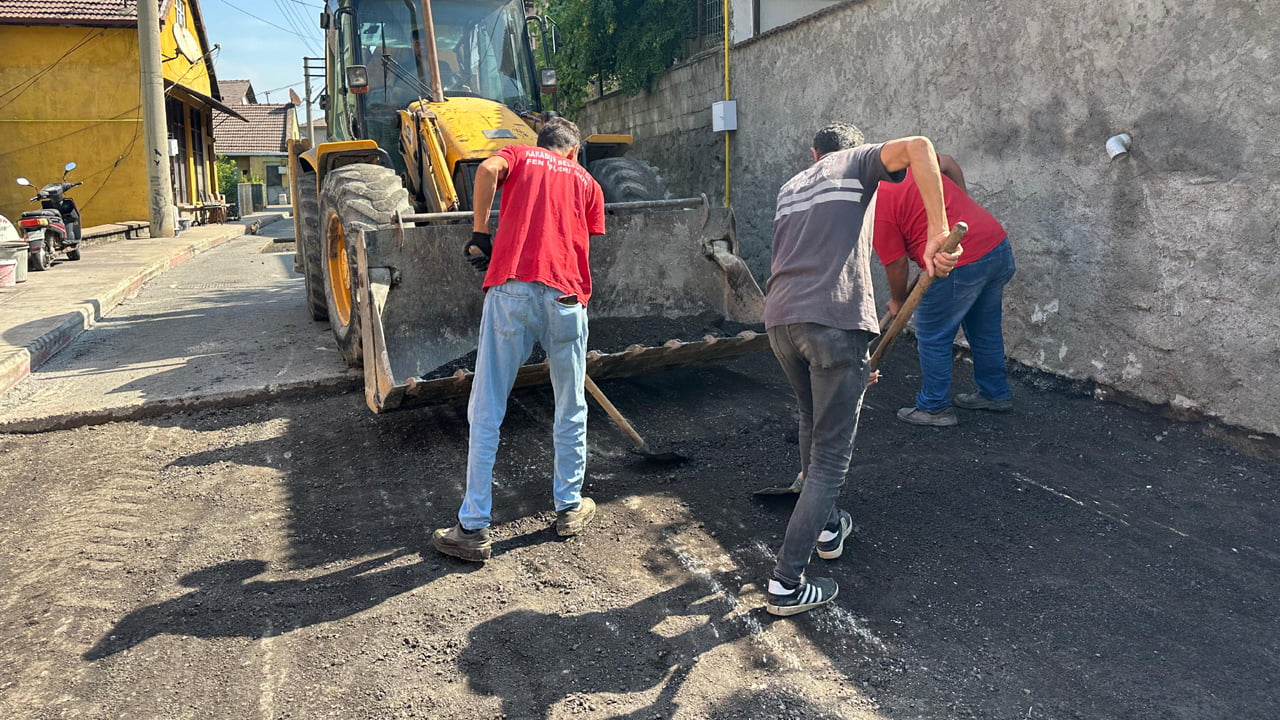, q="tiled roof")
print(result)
[213,103,293,154]
[0,0,147,26]
[218,79,255,105]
